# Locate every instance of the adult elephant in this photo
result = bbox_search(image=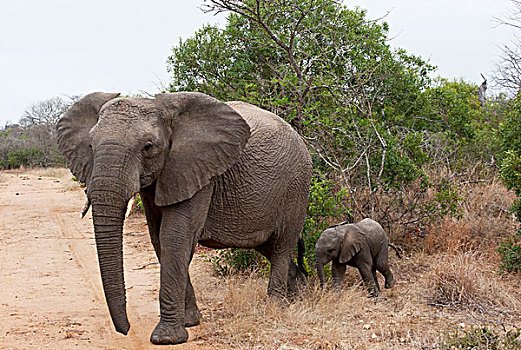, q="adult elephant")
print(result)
[56,92,312,345]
